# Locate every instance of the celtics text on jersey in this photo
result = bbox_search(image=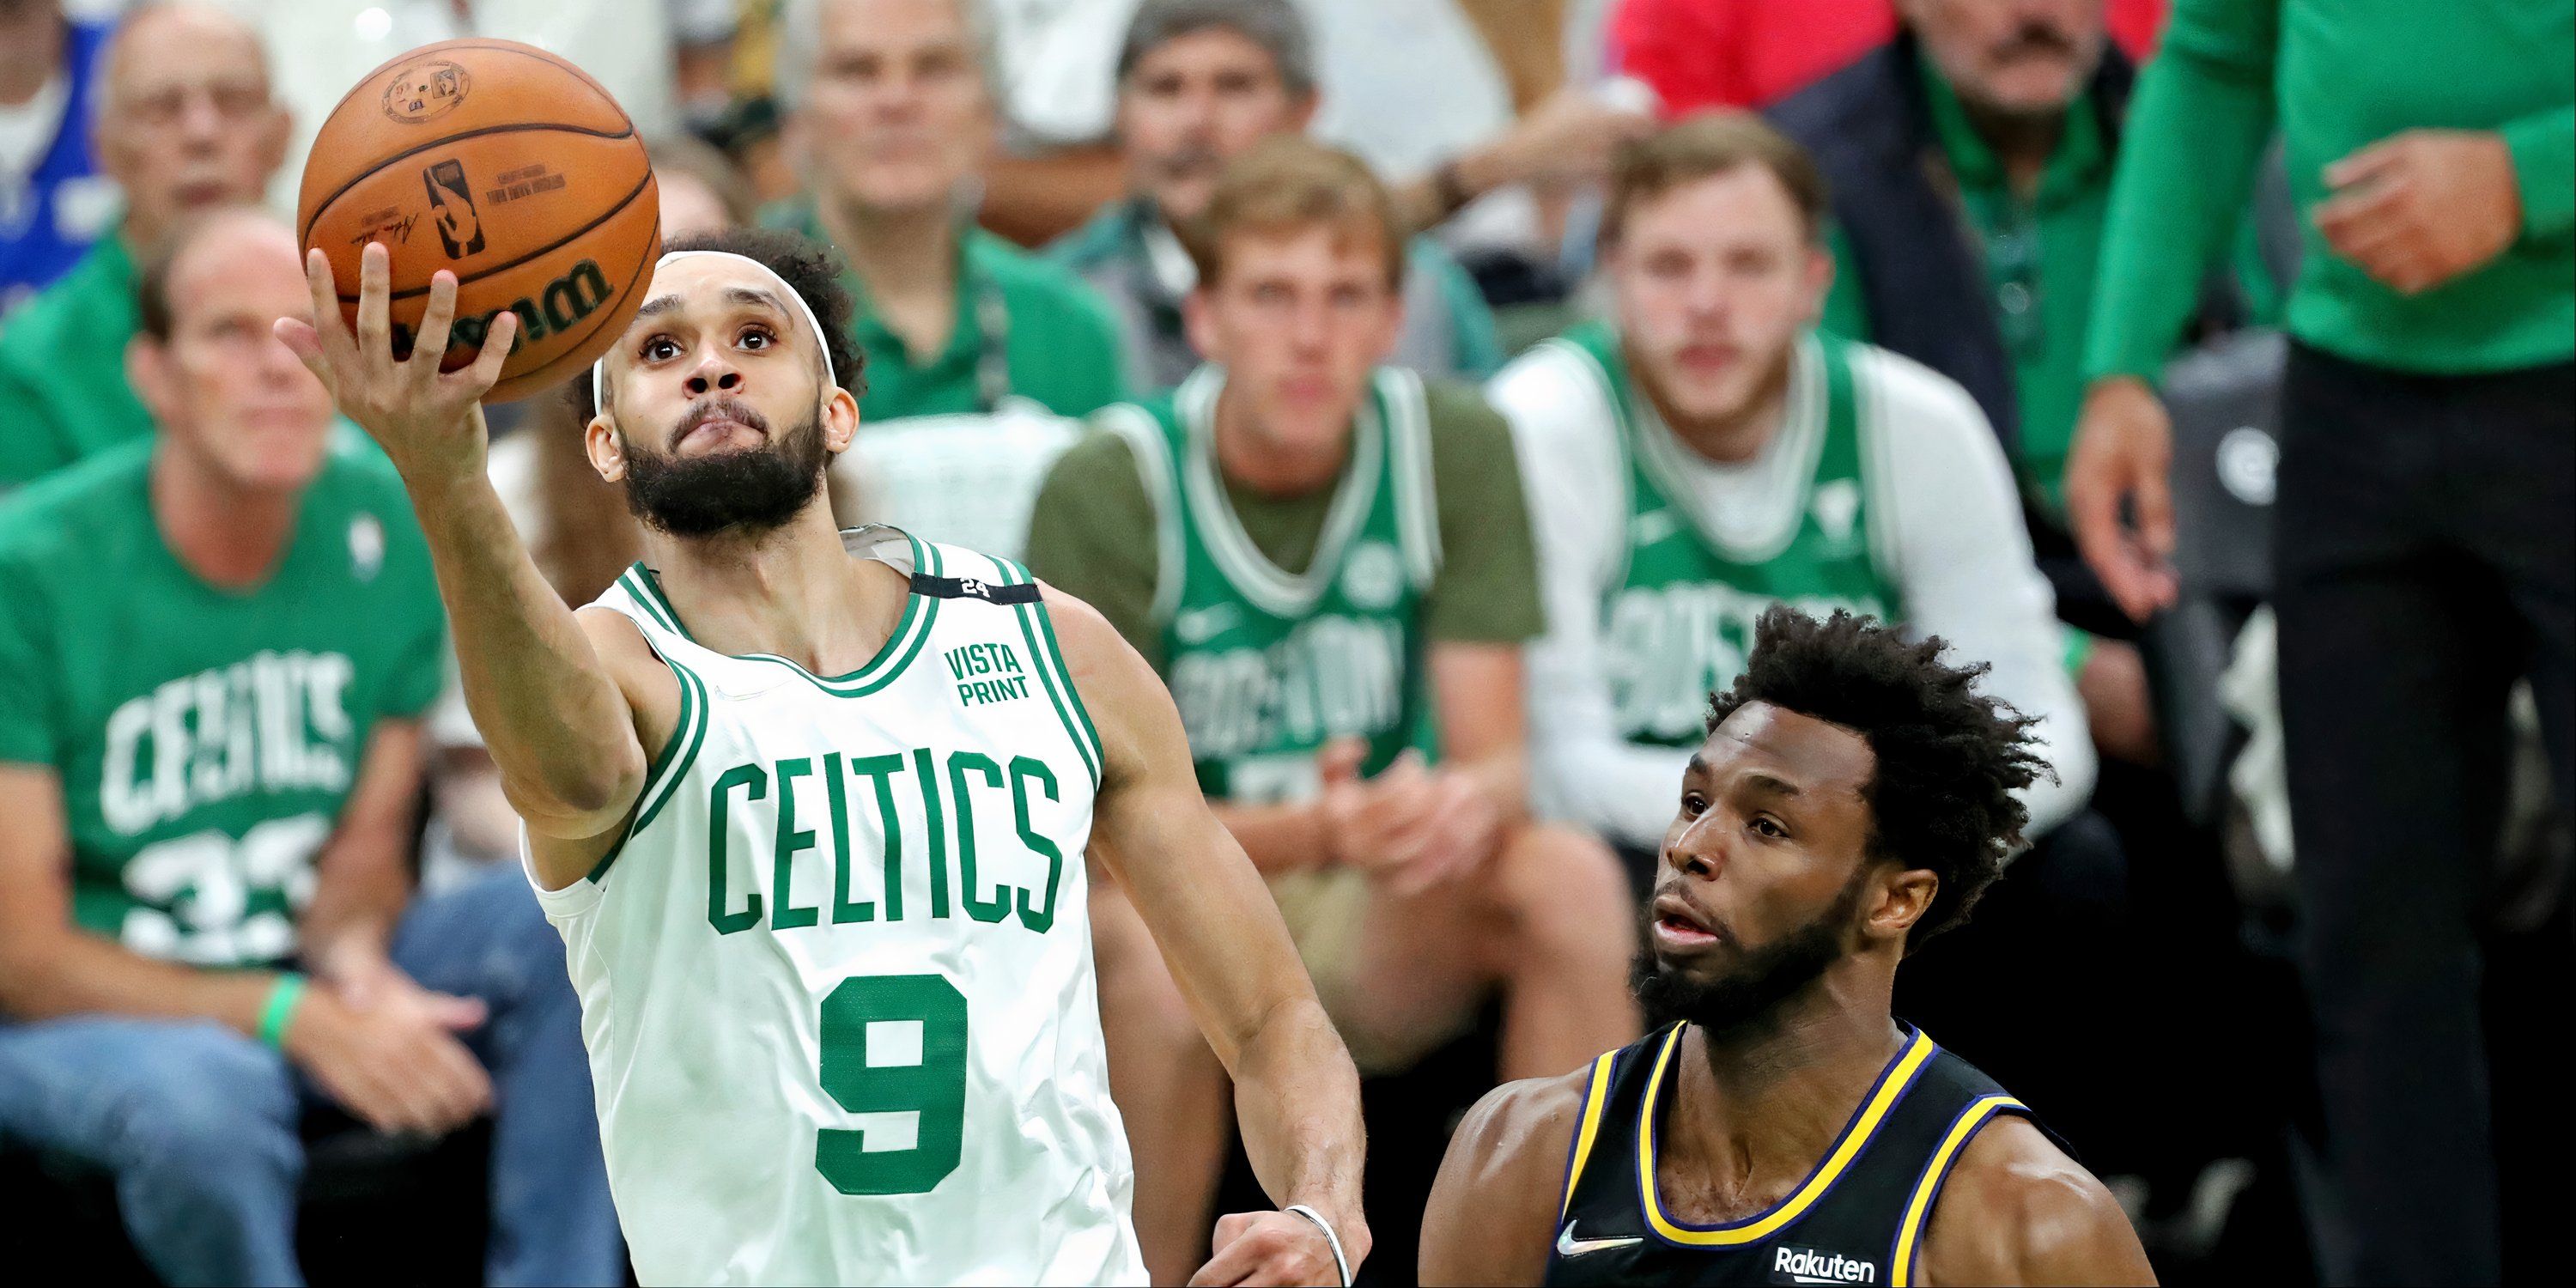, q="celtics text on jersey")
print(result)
[528,529,1143,1286]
